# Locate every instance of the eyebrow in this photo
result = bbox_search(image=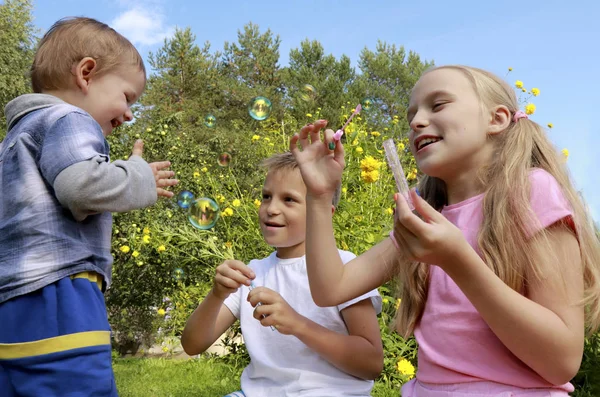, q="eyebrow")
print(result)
[406,89,456,119]
[262,188,304,200]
